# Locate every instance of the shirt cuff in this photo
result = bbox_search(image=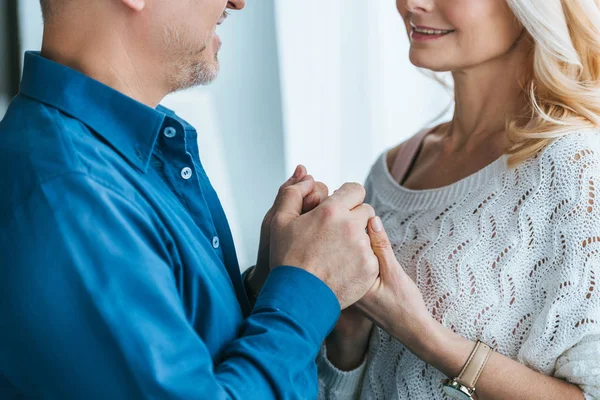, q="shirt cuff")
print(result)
[241,266,256,306]
[253,266,341,346]
[317,343,367,396]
